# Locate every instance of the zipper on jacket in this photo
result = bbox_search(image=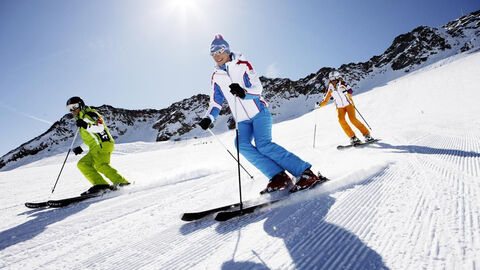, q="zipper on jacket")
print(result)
[226,65,252,120]
[238,99,251,119]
